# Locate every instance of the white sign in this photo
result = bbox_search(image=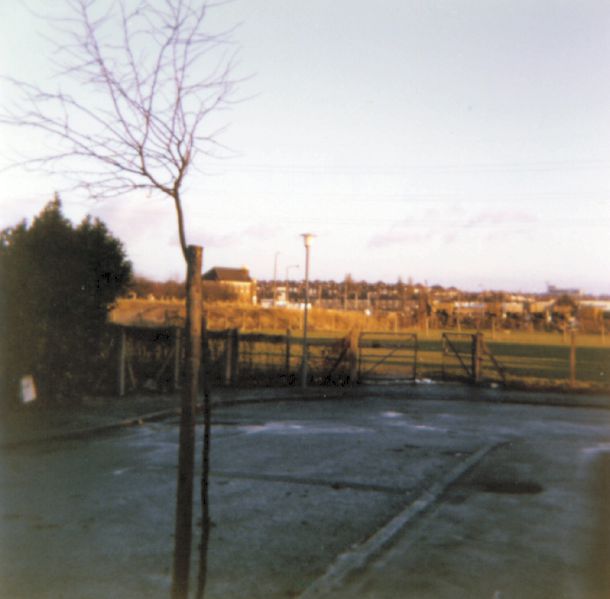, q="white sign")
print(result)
[20,375,37,403]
